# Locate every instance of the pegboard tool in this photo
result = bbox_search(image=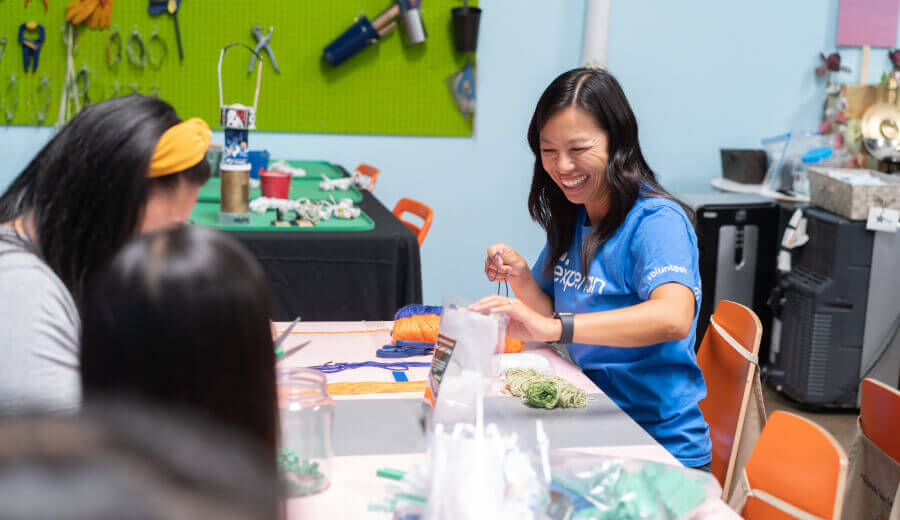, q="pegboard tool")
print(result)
[249,25,279,73]
[18,22,45,73]
[148,0,183,62]
[25,0,49,12]
[323,3,400,67]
